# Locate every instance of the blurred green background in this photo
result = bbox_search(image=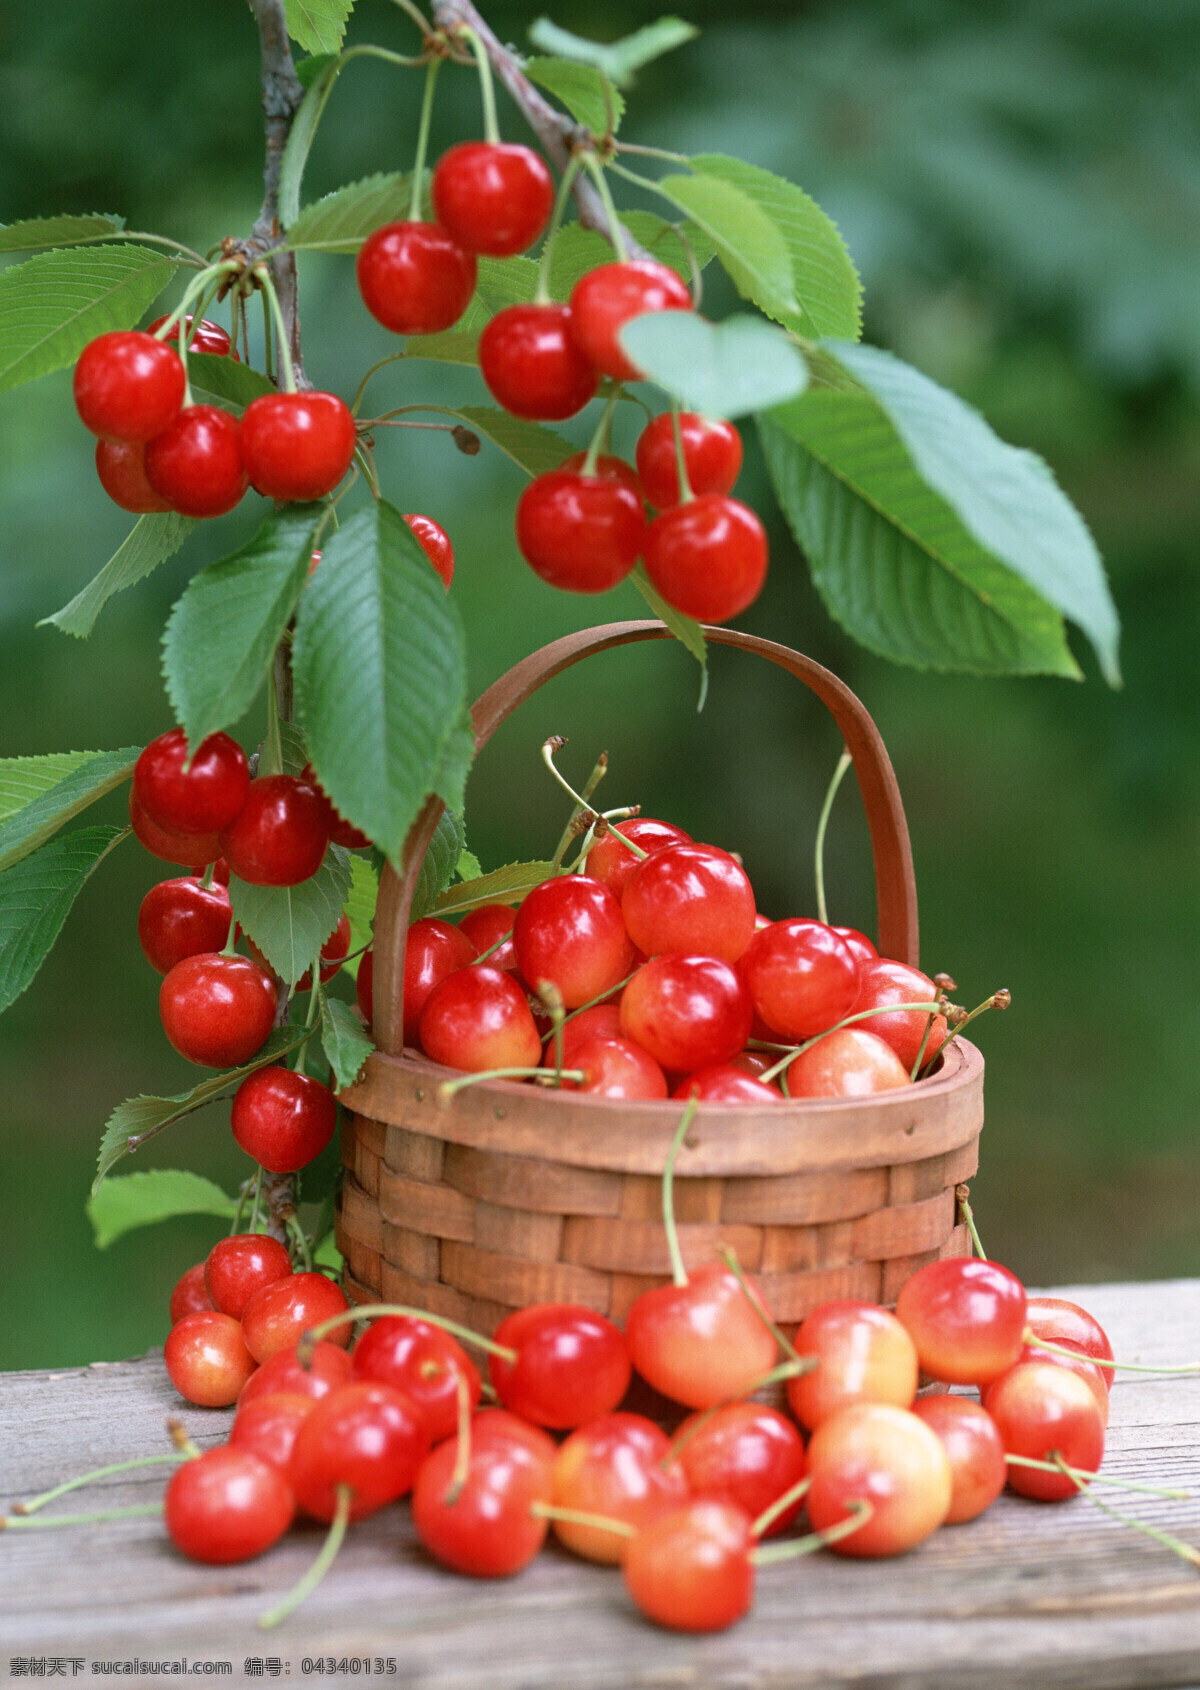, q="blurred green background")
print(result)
[3,0,1199,1369]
